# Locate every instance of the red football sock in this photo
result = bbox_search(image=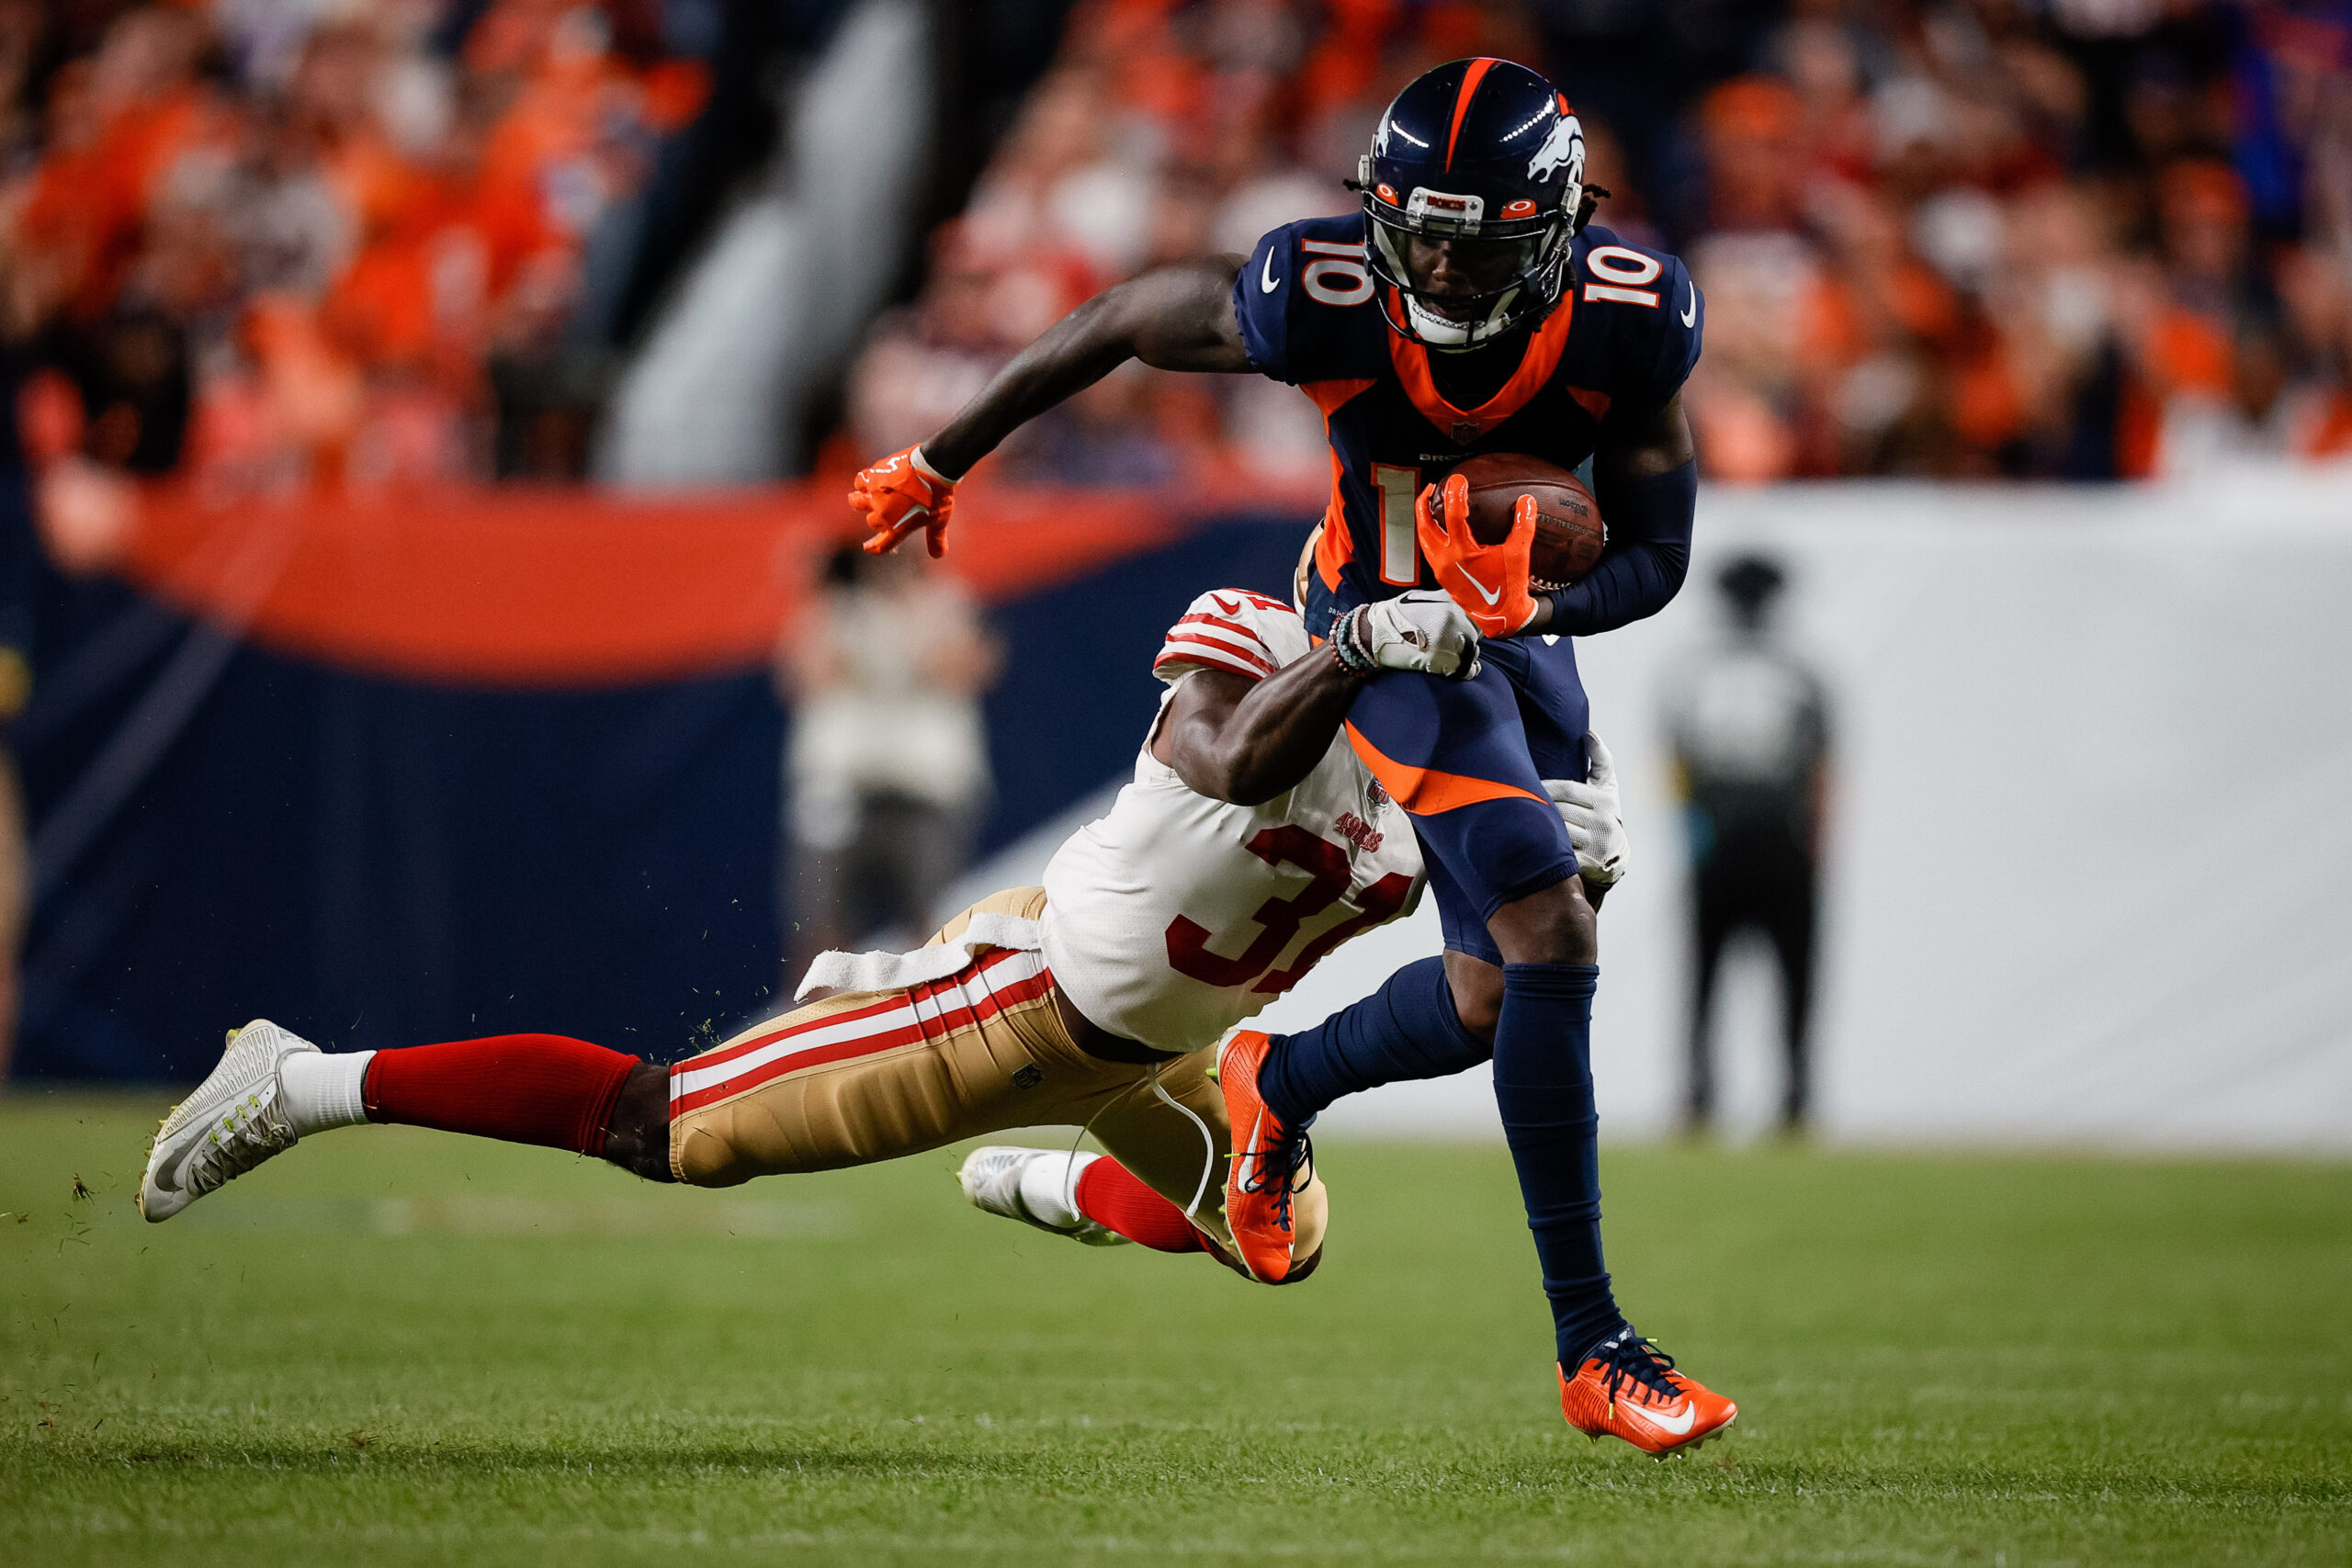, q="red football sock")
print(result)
[1074,1157,1209,1254]
[362,1034,639,1156]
